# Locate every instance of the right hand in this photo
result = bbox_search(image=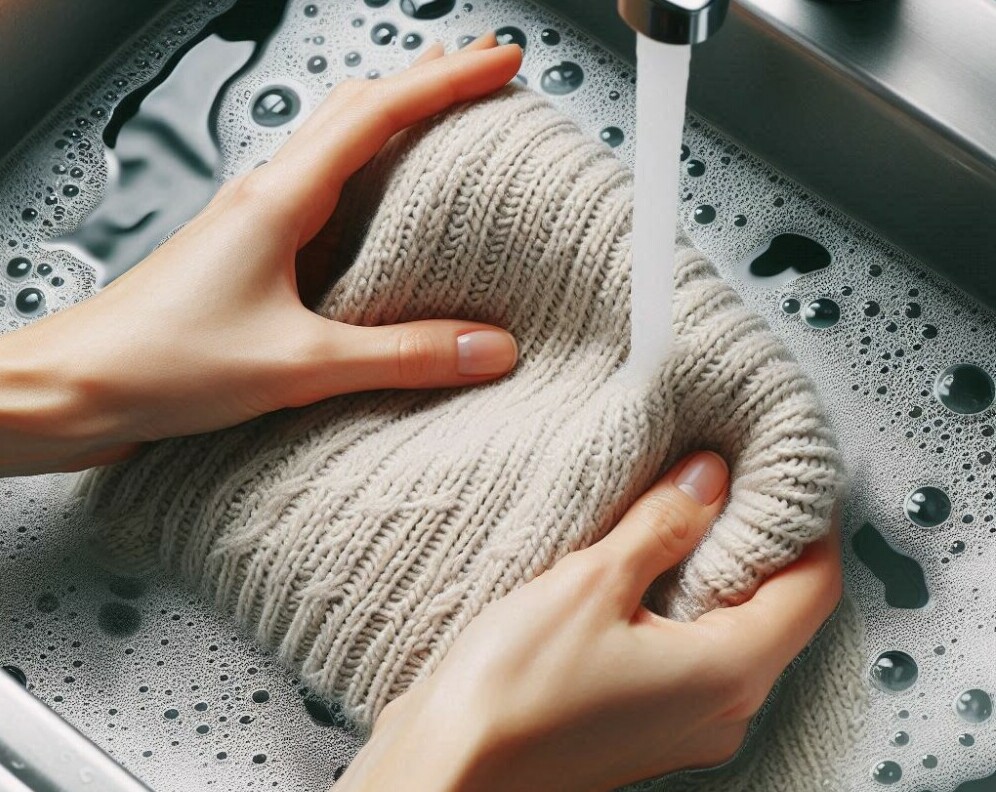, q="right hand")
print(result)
[337,451,842,791]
